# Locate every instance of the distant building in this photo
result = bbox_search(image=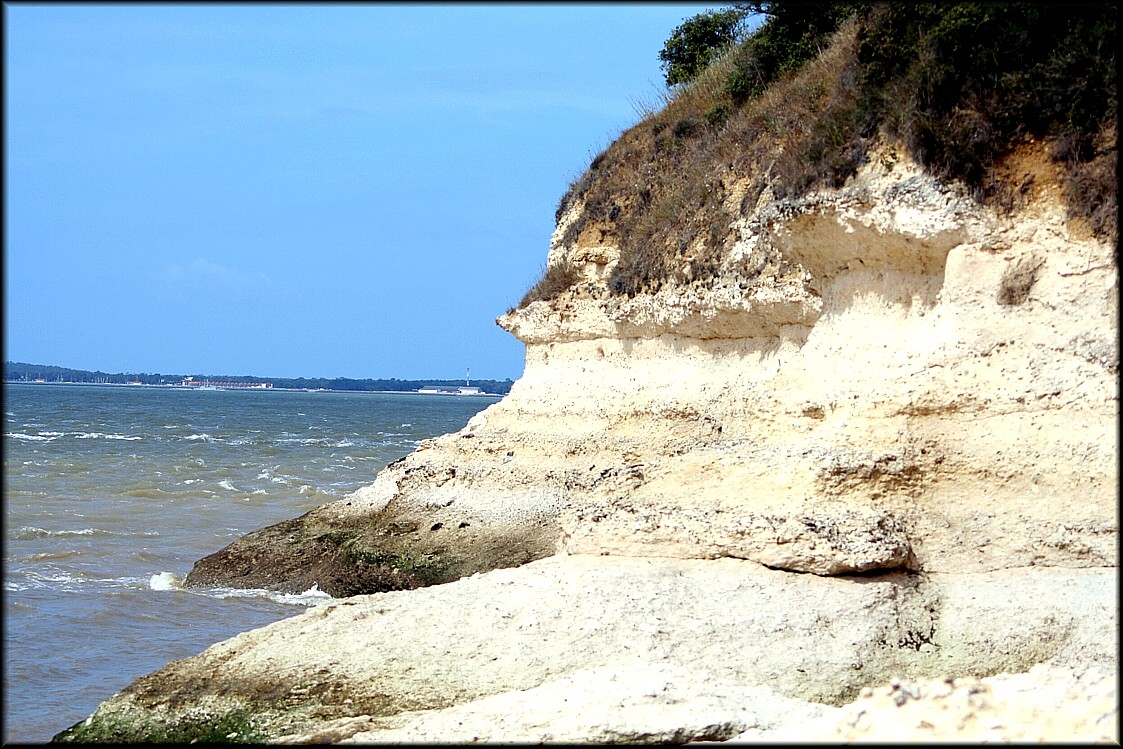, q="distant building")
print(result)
[179,378,272,389]
[418,368,486,395]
